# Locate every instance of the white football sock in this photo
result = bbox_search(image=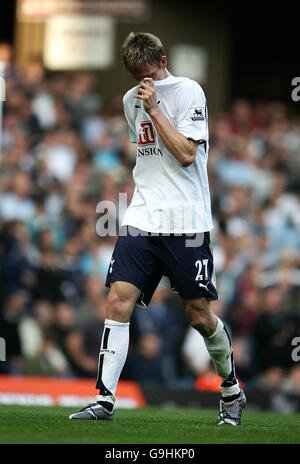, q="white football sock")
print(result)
[96,319,130,399]
[203,317,240,398]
